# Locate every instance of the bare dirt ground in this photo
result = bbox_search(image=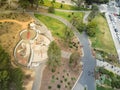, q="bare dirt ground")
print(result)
[0,13,35,90]
[40,58,82,90]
